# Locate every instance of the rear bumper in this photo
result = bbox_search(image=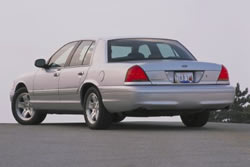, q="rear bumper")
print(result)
[100,85,235,113]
